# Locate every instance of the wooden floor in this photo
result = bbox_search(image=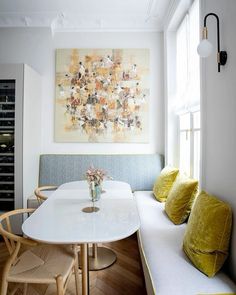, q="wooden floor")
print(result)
[0,234,147,295]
